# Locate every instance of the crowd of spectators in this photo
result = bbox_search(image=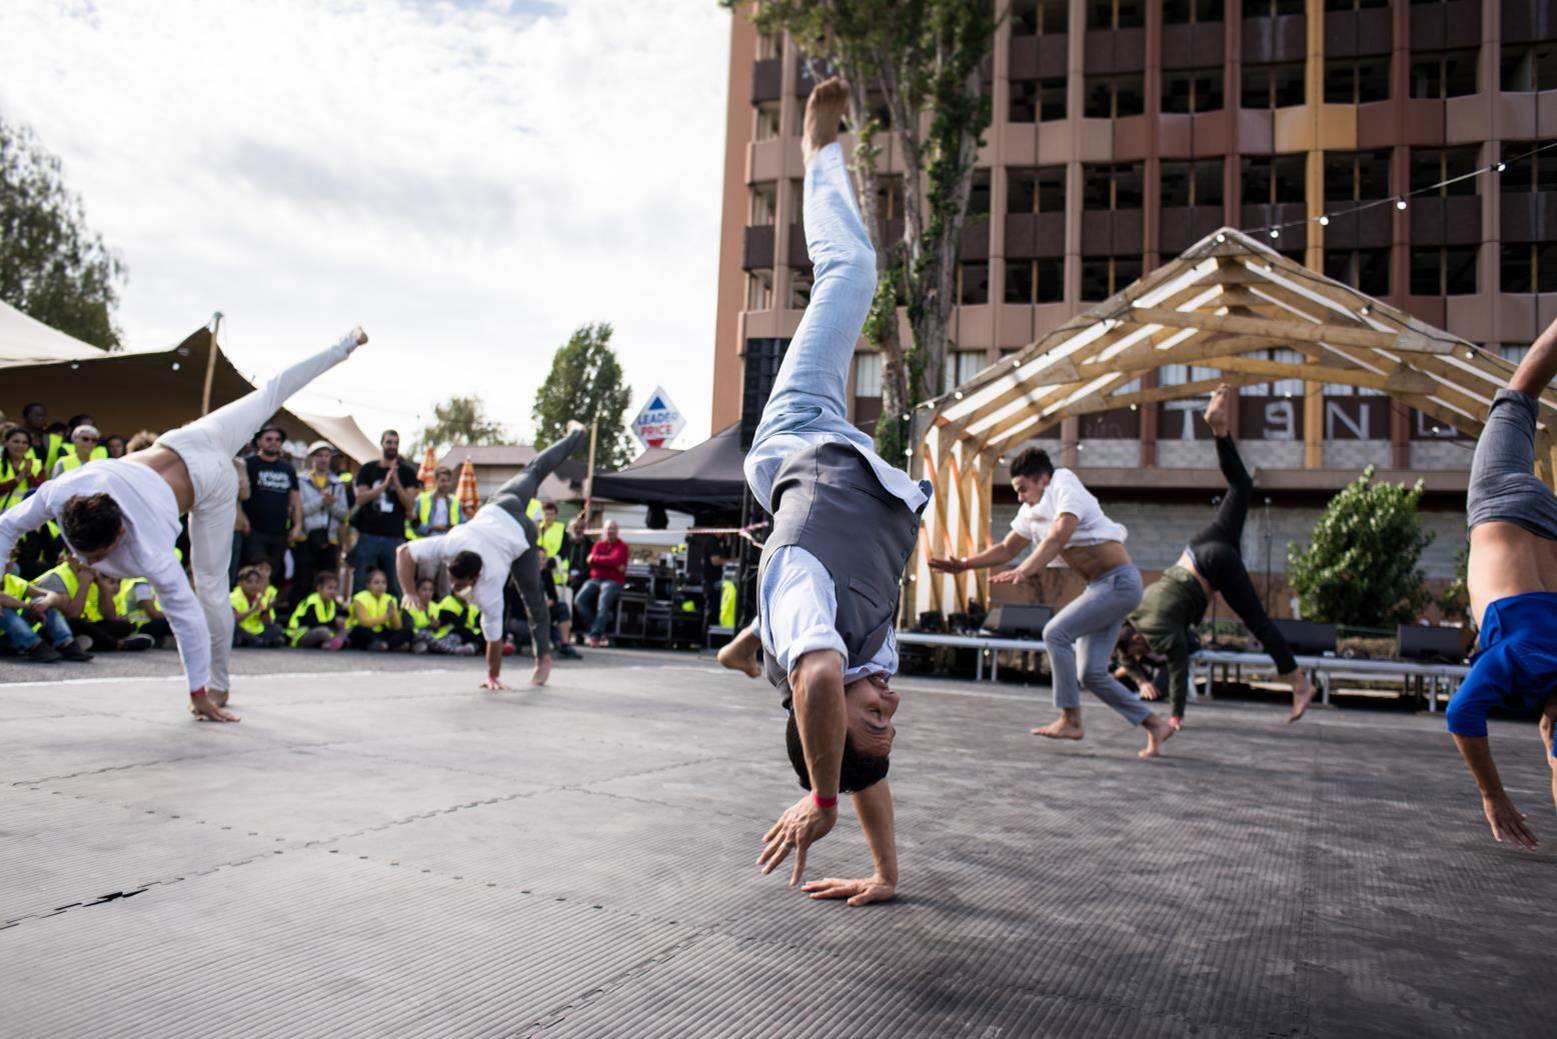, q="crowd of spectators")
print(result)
[1,402,631,666]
